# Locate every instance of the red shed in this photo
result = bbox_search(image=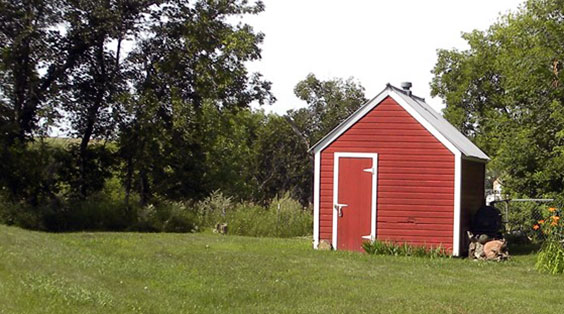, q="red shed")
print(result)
[310,83,489,256]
